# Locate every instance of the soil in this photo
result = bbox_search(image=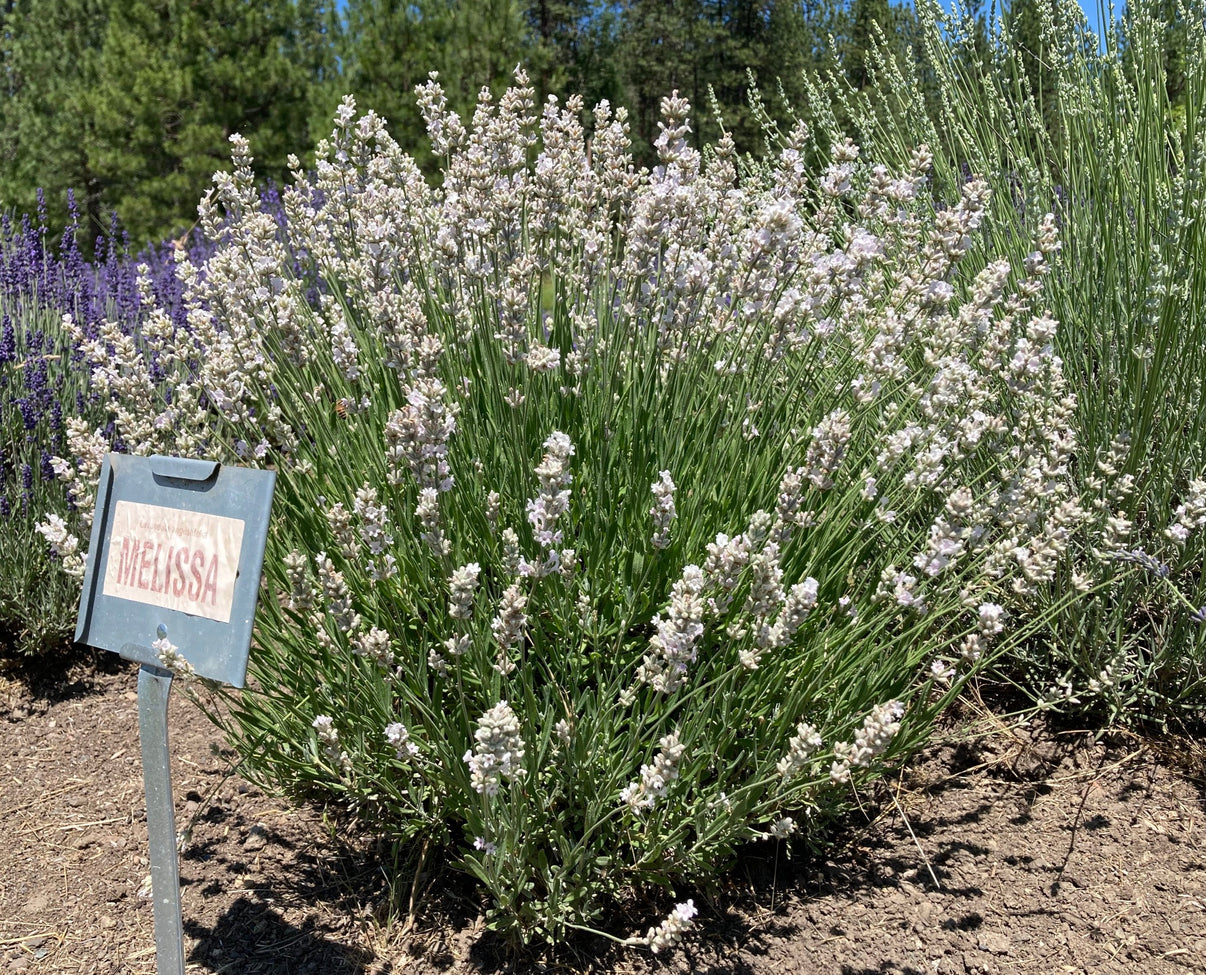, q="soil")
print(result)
[2,645,1205,975]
